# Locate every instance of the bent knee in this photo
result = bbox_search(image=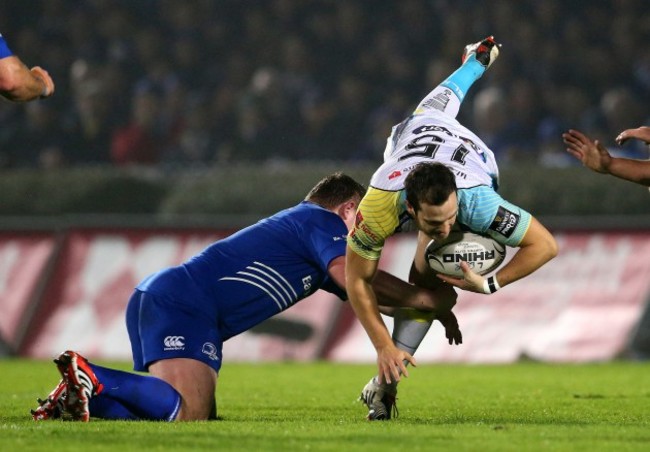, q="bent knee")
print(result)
[149,358,218,421]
